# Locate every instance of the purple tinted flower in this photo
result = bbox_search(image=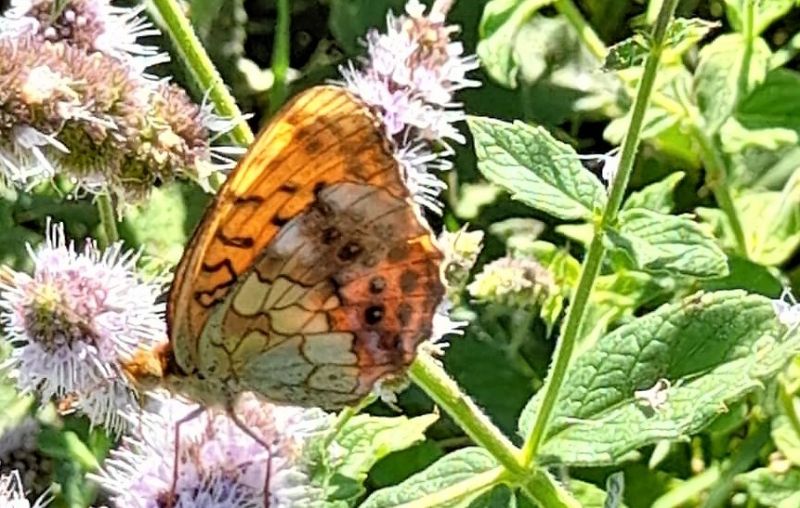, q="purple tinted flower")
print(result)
[2,0,167,72]
[0,220,165,433]
[92,394,329,508]
[340,0,479,212]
